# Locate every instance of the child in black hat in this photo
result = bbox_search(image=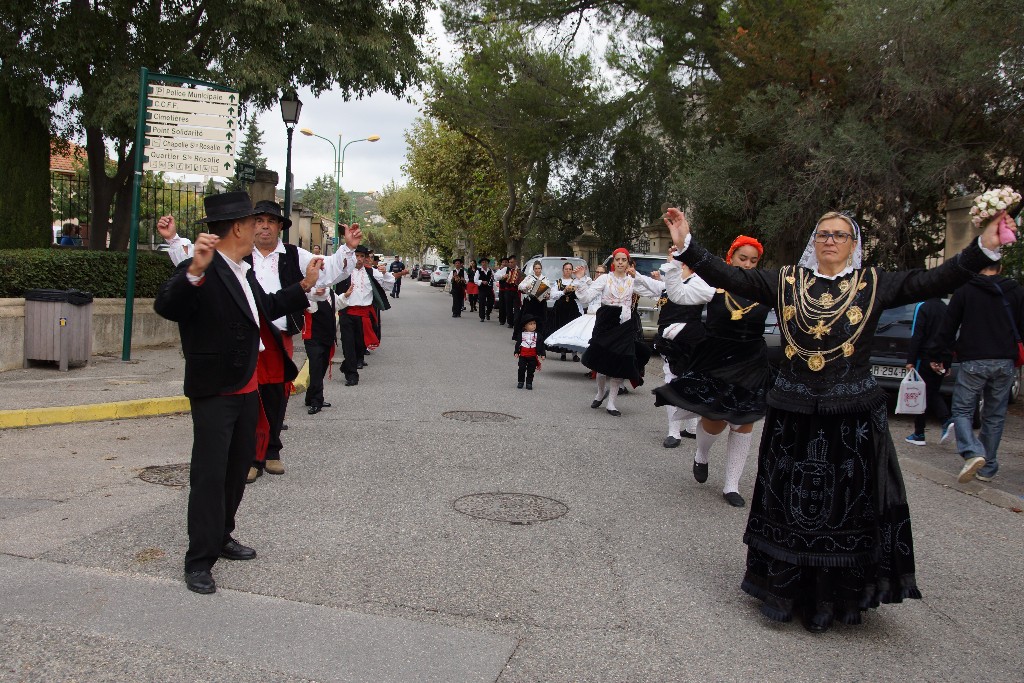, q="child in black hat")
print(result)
[514,314,545,389]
